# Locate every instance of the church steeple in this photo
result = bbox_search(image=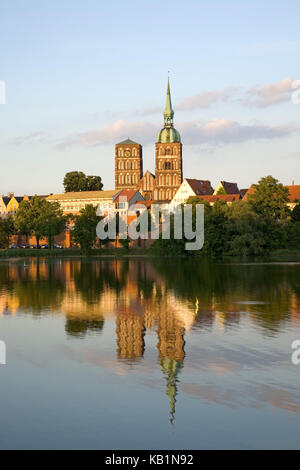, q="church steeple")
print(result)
[163,78,174,128]
[157,78,181,144]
